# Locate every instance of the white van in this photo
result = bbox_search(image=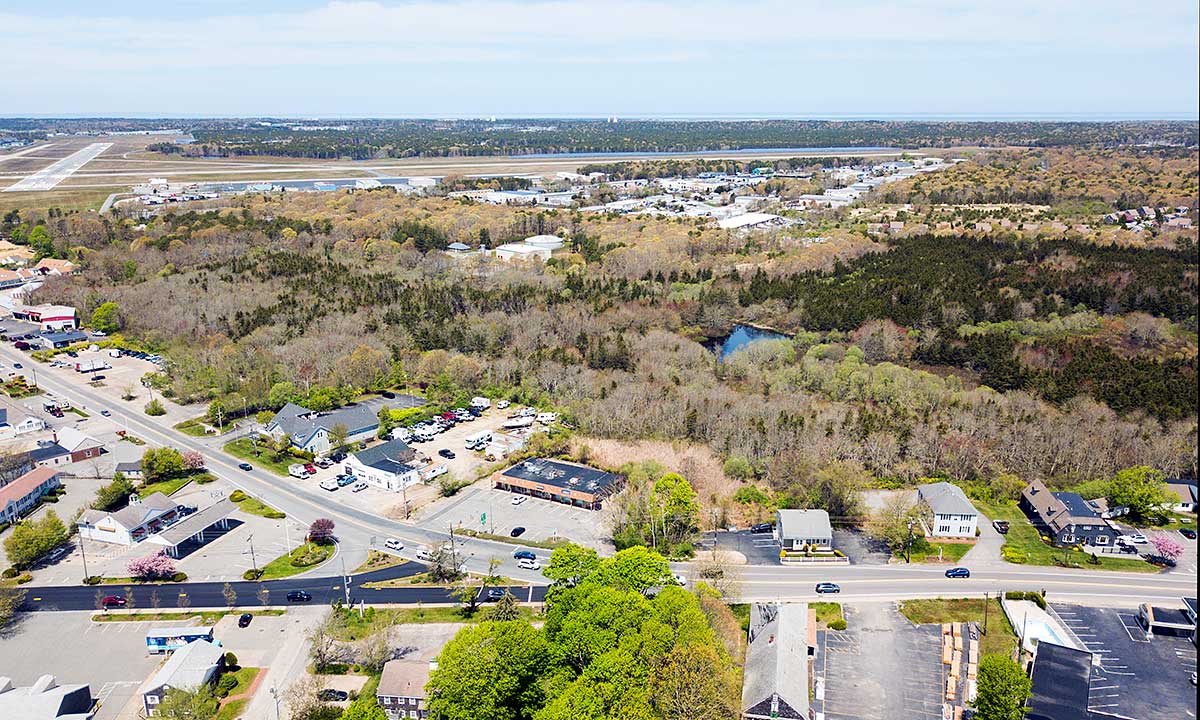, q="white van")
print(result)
[536,412,557,425]
[464,430,492,449]
[319,478,339,491]
[469,396,491,410]
[288,463,310,479]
